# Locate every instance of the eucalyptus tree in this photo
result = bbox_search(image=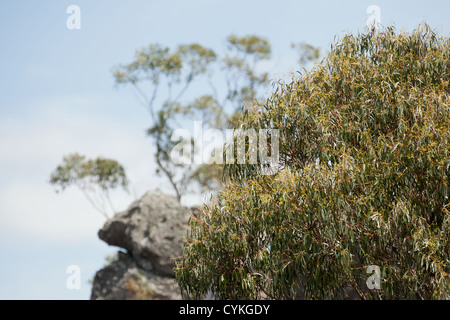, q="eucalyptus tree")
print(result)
[112,35,318,202]
[50,153,129,219]
[112,36,272,202]
[175,24,450,299]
